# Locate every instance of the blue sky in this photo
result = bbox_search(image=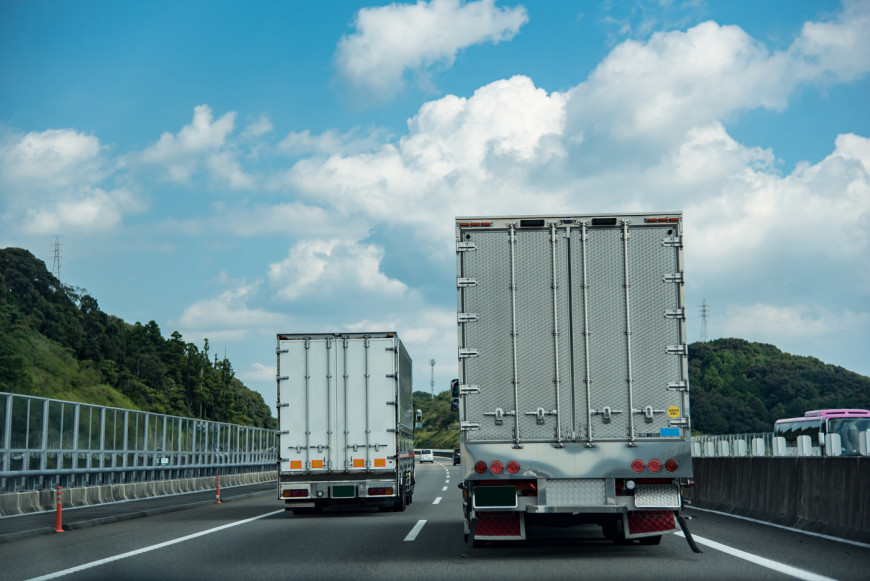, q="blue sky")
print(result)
[2,0,869,413]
